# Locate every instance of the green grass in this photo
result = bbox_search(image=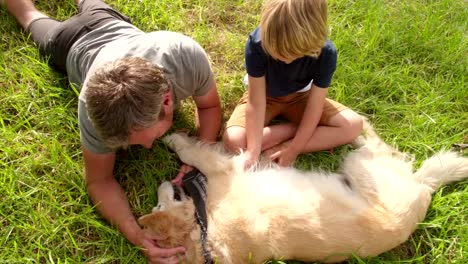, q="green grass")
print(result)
[0,0,467,263]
